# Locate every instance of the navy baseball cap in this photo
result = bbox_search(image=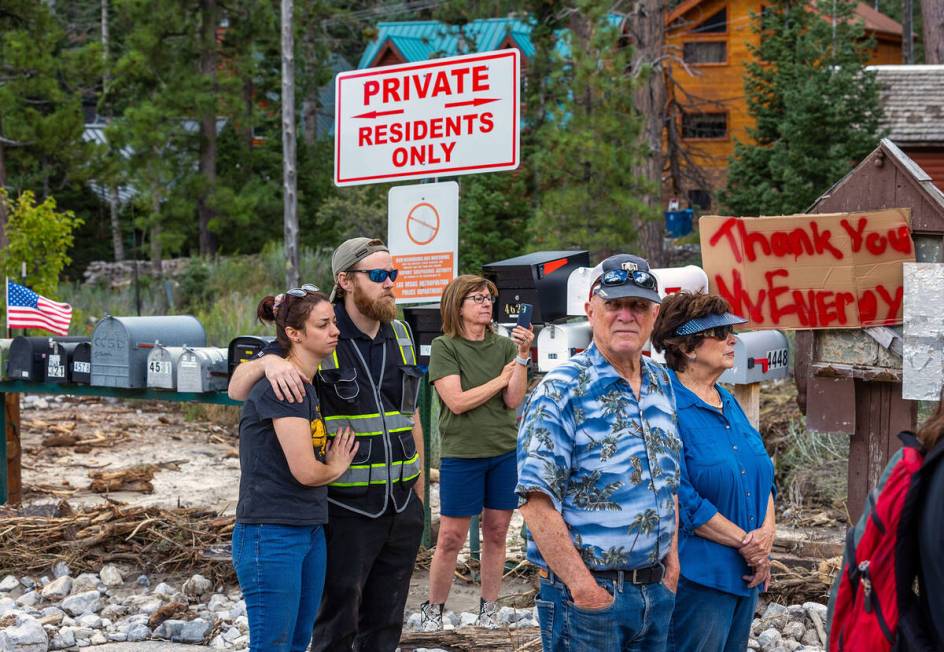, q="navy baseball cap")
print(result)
[674,311,747,336]
[591,254,661,304]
